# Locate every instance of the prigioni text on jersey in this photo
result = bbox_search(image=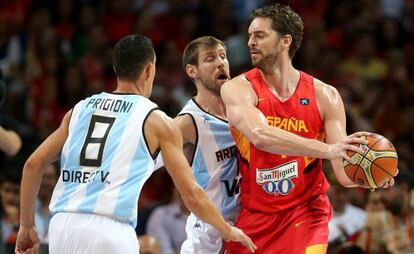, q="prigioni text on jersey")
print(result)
[86,98,133,113]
